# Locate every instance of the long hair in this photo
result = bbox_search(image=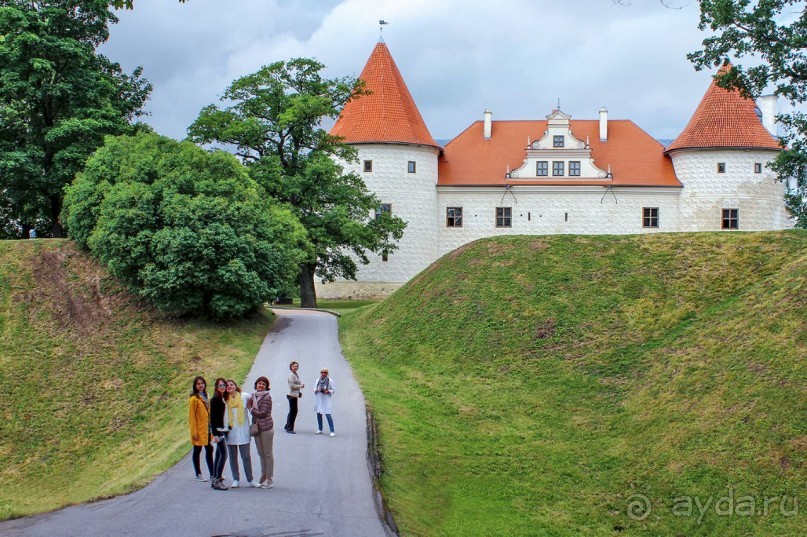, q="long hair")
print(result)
[226,379,241,393]
[213,377,229,400]
[190,375,207,398]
